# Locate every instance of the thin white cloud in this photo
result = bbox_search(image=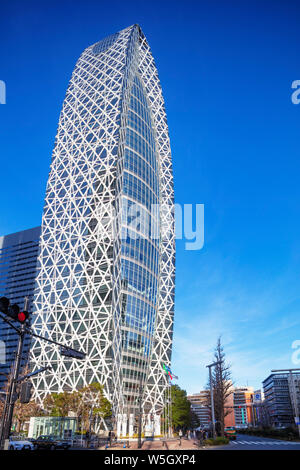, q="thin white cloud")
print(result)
[171,255,300,394]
